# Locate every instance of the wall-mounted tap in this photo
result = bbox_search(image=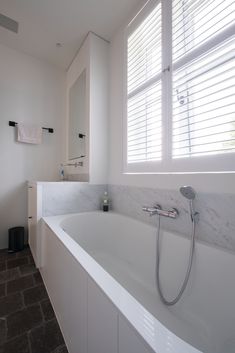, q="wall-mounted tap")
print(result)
[142,204,179,219]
